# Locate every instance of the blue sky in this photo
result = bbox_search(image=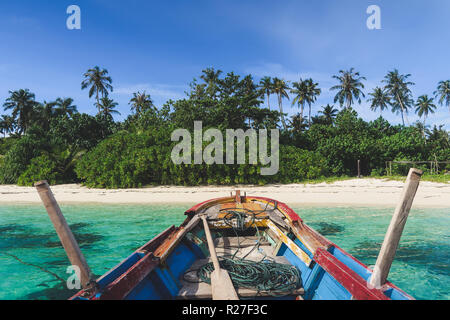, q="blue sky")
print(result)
[0,0,449,128]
